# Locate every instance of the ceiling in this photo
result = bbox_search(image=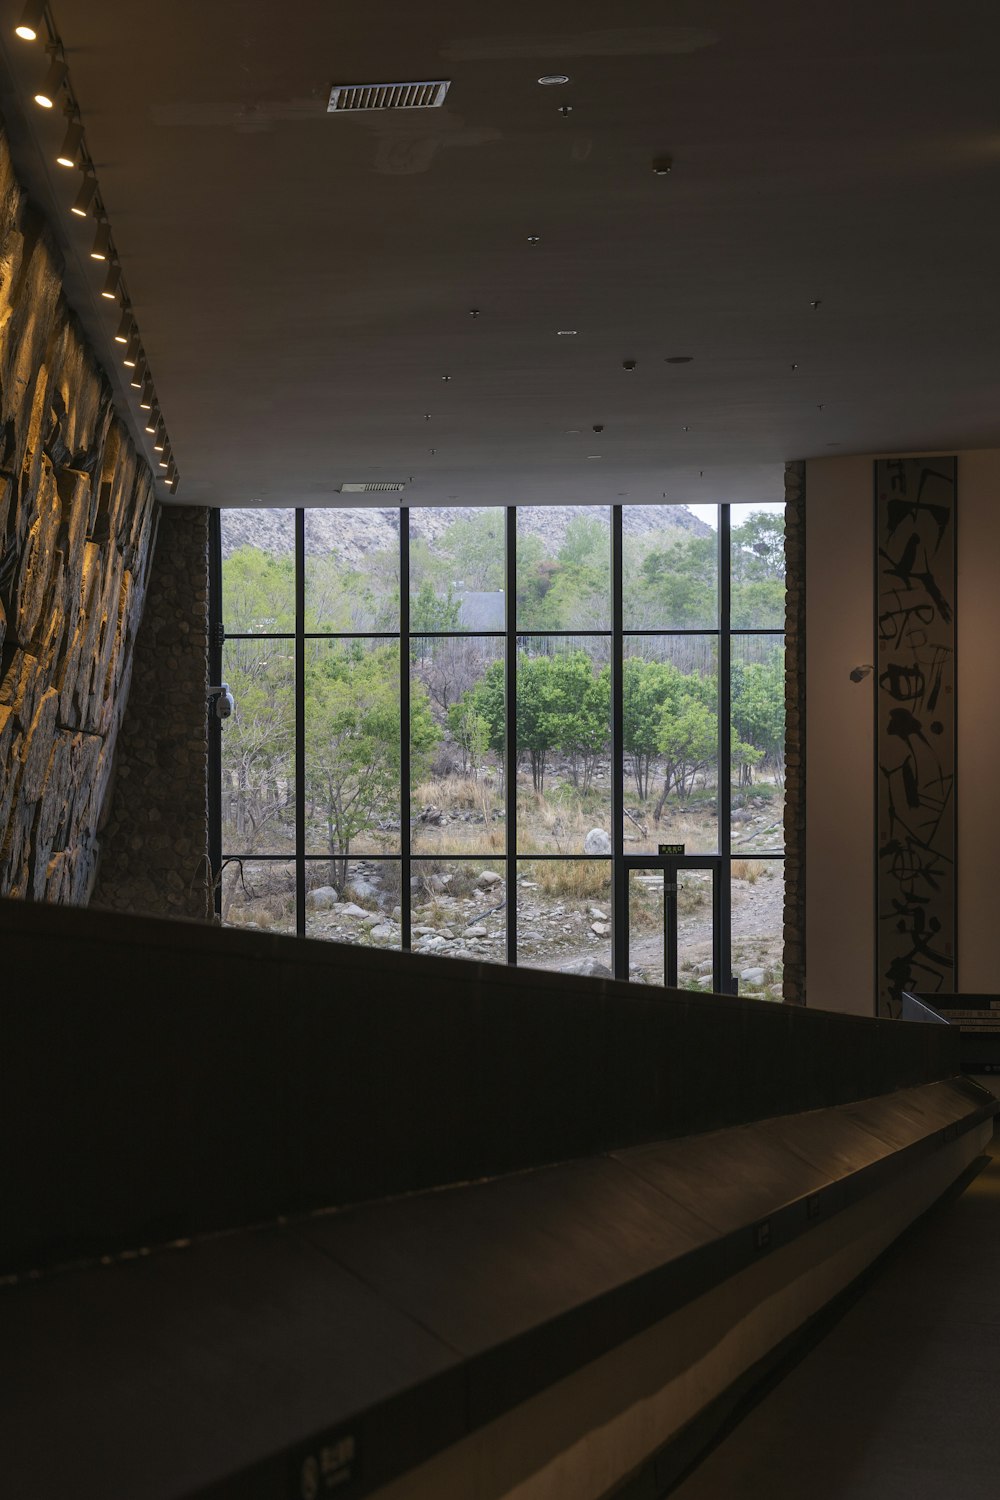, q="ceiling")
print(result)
[1,0,1000,508]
